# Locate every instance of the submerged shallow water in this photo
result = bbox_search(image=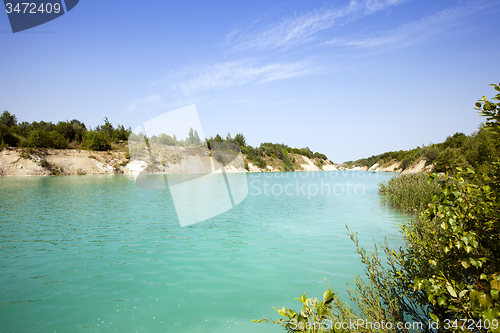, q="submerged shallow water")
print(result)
[0,171,408,332]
